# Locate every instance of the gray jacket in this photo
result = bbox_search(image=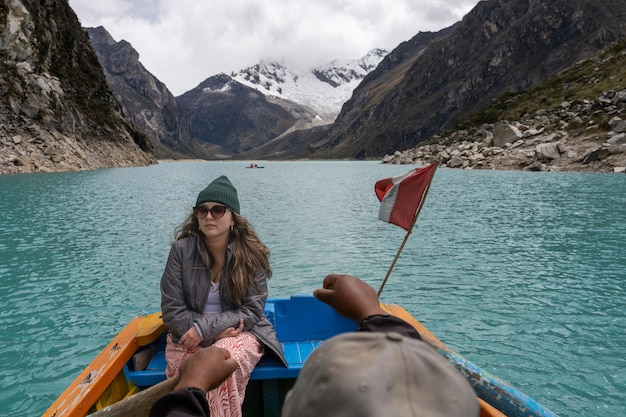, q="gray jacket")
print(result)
[160,236,287,367]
